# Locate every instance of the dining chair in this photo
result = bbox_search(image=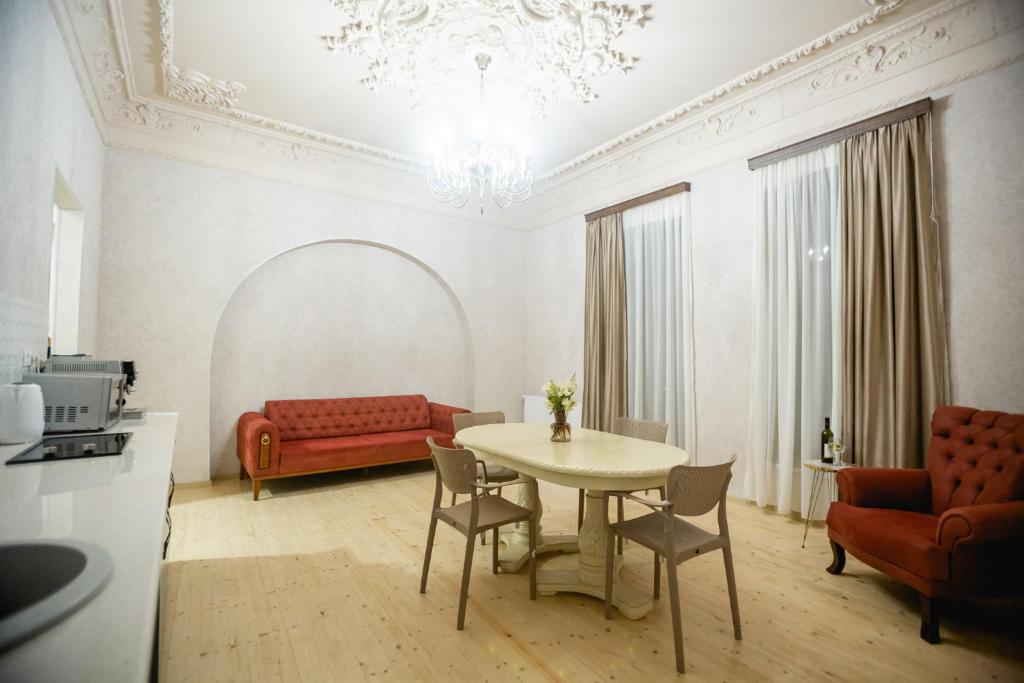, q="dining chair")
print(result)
[604,457,741,674]
[452,411,520,501]
[420,437,538,630]
[578,417,670,556]
[452,411,521,544]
